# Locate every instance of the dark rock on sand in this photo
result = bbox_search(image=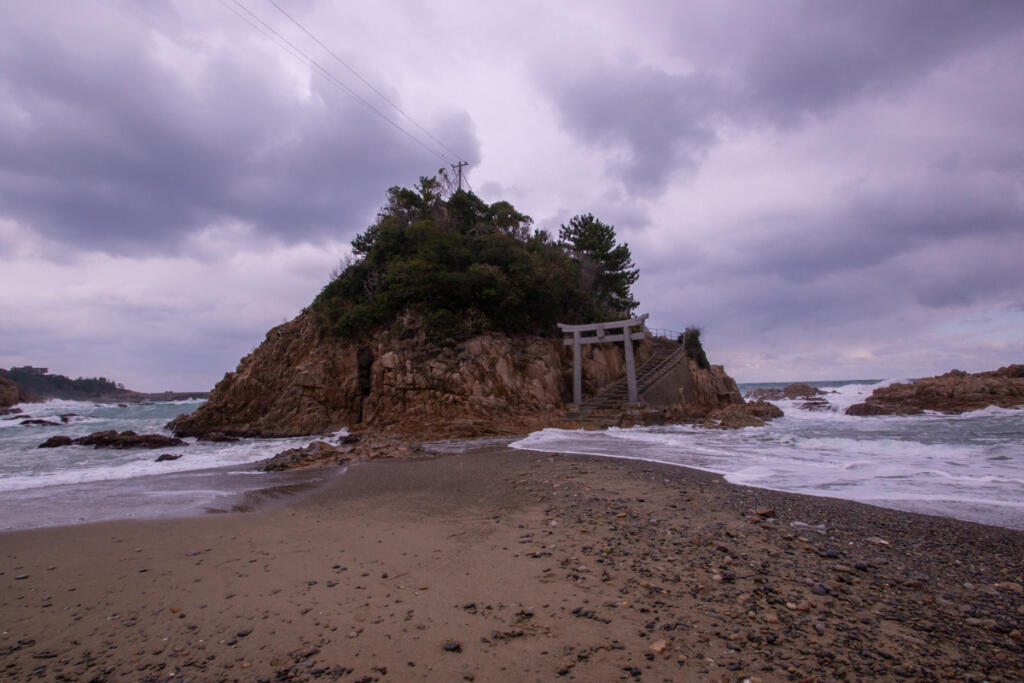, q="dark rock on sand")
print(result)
[38,436,73,448]
[259,433,426,471]
[846,365,1024,416]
